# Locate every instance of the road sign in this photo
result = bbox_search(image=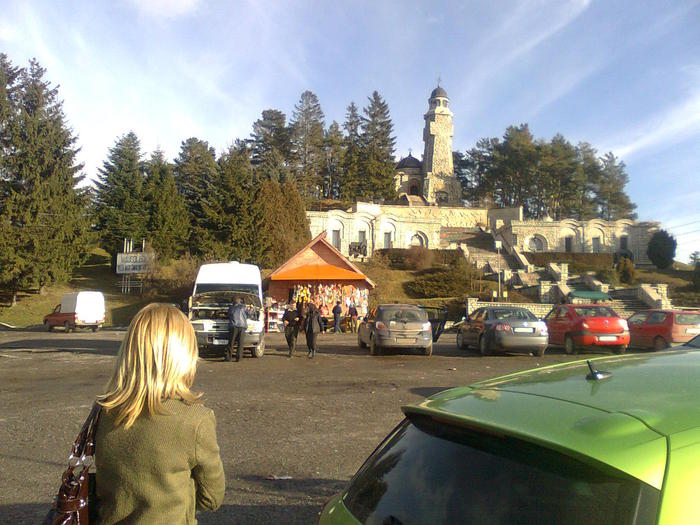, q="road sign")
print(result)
[116,252,154,274]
